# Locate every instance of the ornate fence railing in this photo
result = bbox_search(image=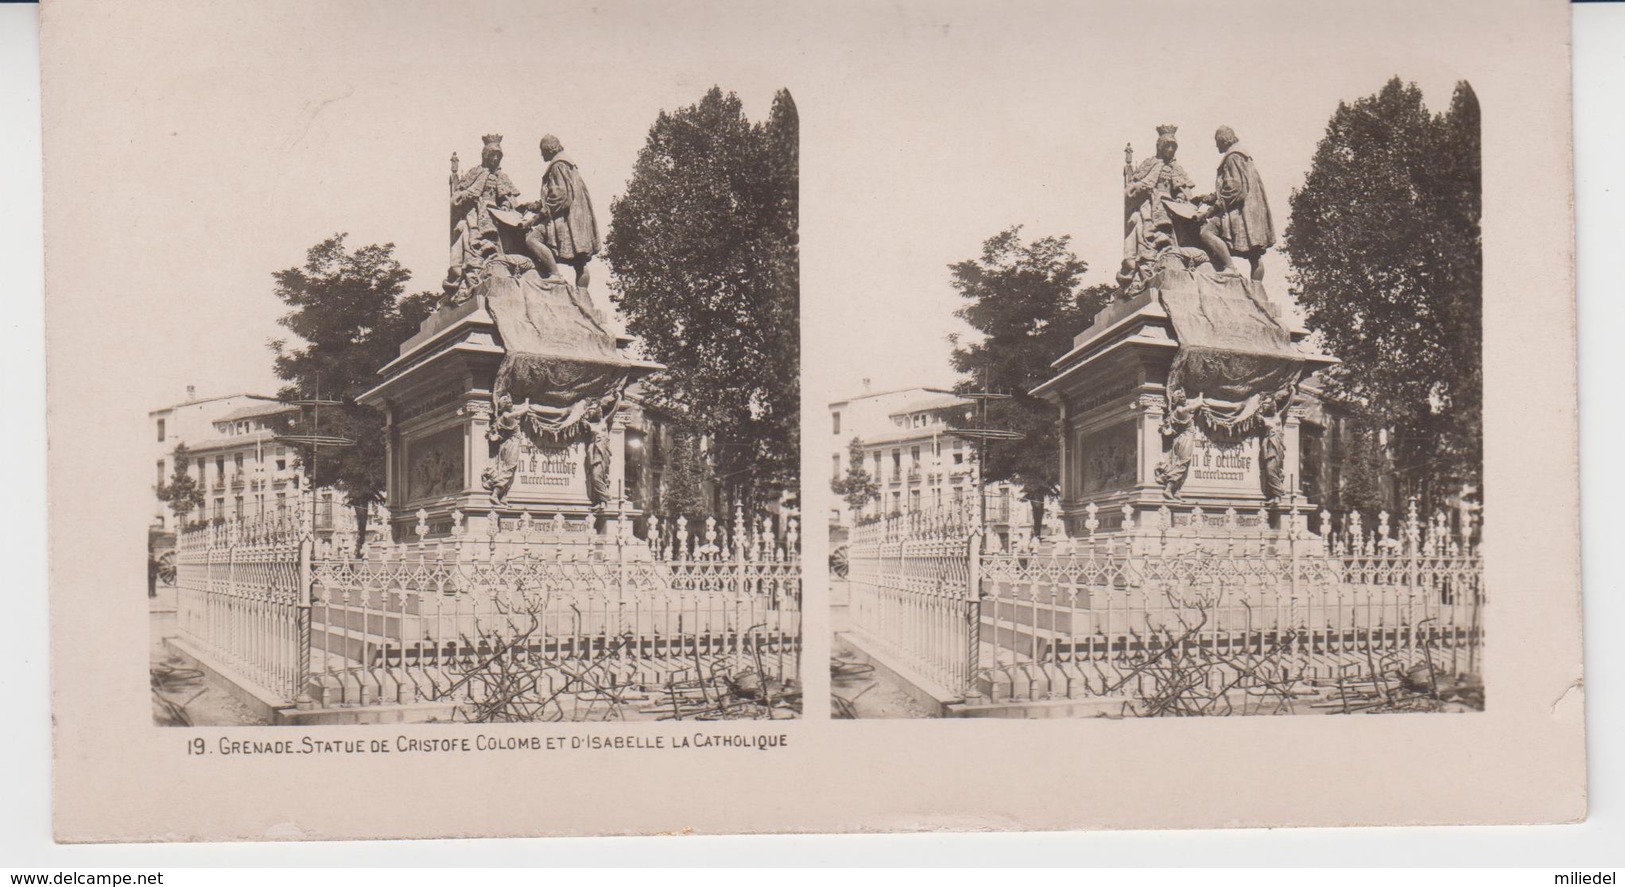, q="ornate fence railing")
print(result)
[175,510,308,701]
[844,500,1484,713]
[845,505,981,693]
[175,505,801,717]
